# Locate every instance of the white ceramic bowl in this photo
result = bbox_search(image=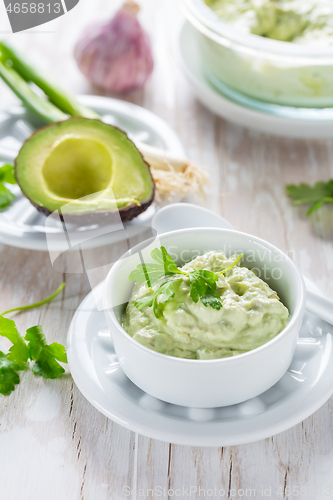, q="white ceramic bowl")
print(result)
[180,0,333,108]
[103,228,306,408]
